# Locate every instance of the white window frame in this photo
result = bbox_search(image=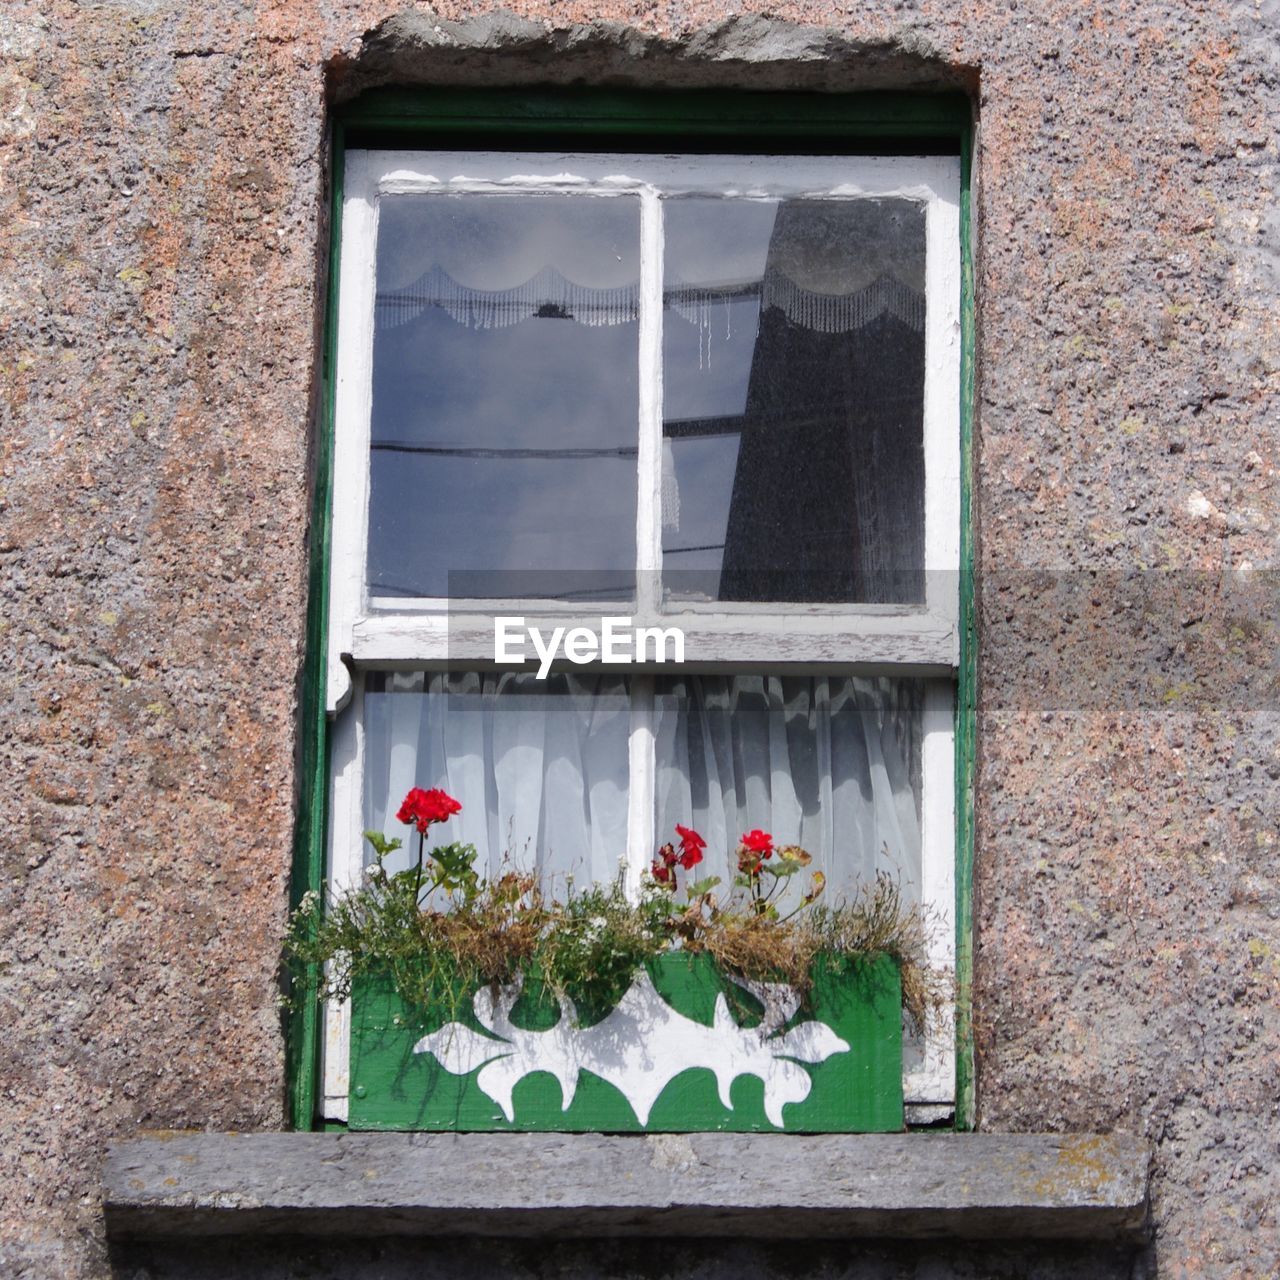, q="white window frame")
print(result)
[321,148,962,1123]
